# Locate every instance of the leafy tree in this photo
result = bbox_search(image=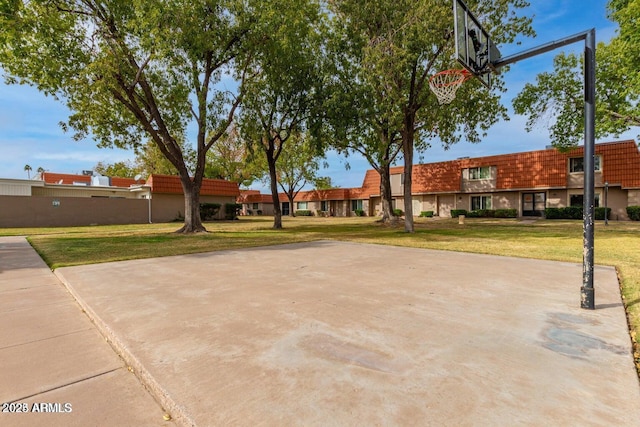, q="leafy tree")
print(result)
[94,160,140,178]
[134,139,192,177]
[321,5,402,223]
[240,0,325,229]
[23,164,31,179]
[205,123,265,187]
[313,176,334,190]
[326,0,532,231]
[277,132,325,217]
[0,0,262,233]
[513,0,639,148]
